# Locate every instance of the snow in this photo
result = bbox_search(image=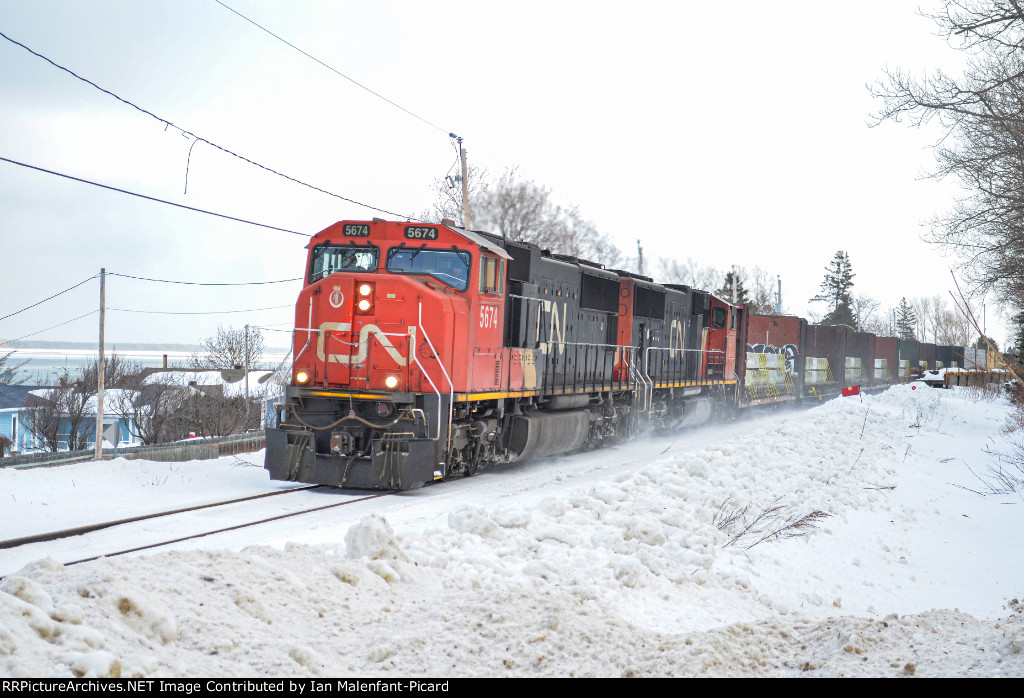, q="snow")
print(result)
[27,388,137,413]
[142,371,274,398]
[1,384,1023,677]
